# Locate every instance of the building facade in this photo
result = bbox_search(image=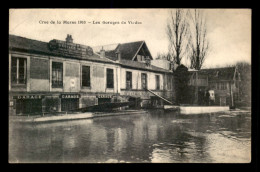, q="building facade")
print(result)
[205,67,241,106]
[9,35,174,115]
[93,40,174,108]
[188,67,241,106]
